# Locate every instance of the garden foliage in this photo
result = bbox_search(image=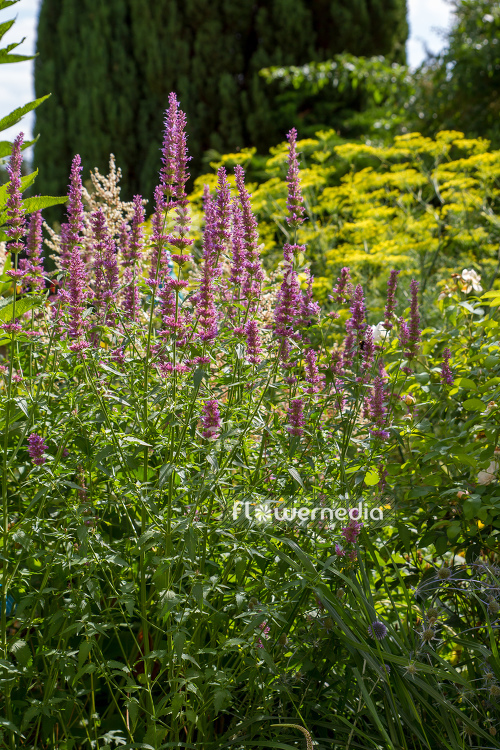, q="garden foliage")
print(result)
[1,90,500,750]
[200,128,500,310]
